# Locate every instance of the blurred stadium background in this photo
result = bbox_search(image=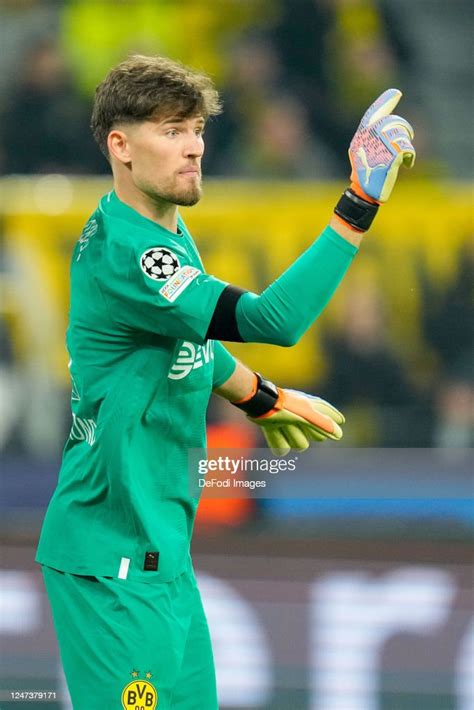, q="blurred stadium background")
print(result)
[0,1,472,709]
